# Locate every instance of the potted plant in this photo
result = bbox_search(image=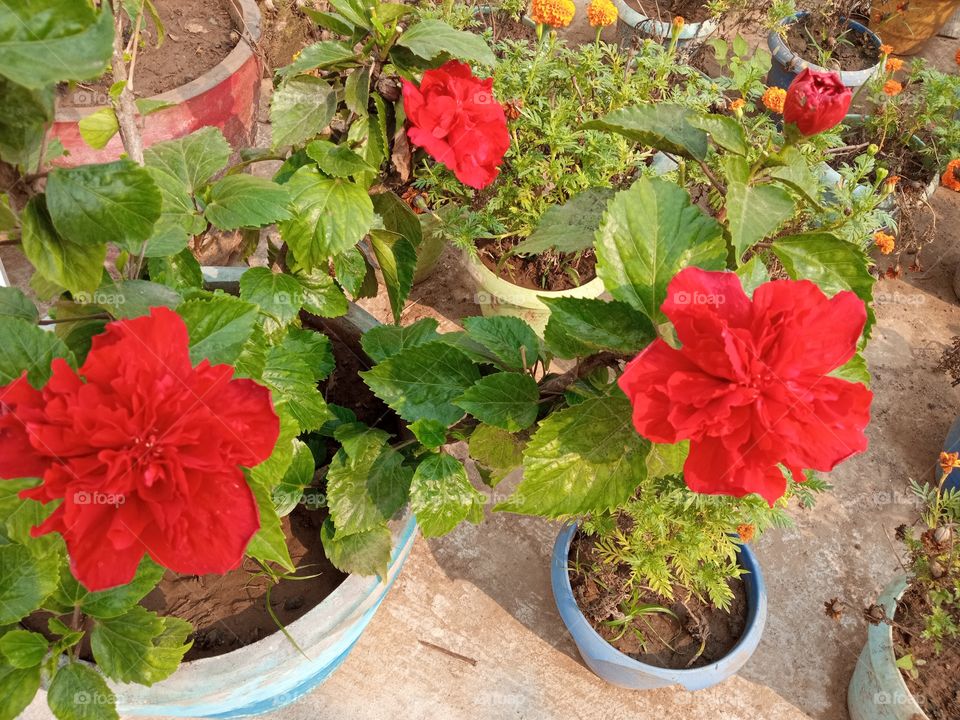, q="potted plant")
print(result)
[767,5,883,90]
[46,0,264,166]
[407,15,720,333]
[612,0,721,47]
[847,455,960,720]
